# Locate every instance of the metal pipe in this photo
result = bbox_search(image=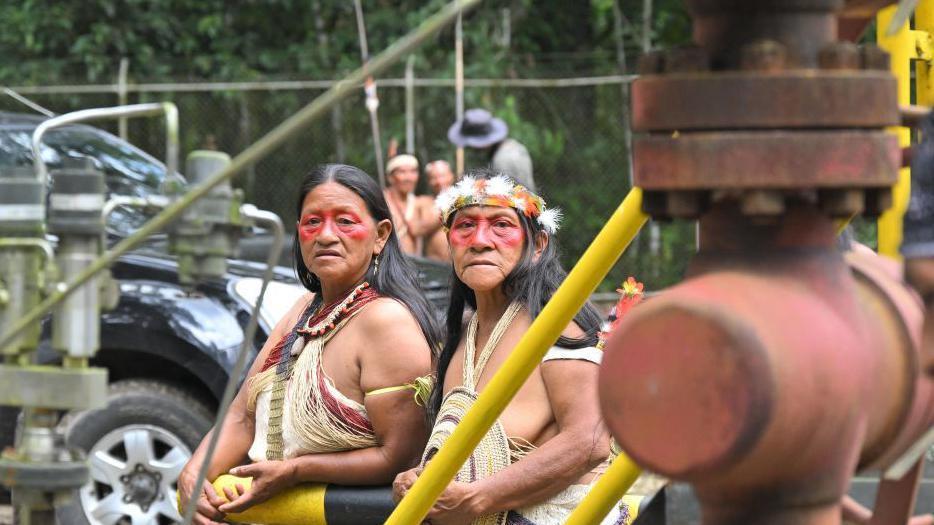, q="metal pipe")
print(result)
[117,58,129,139]
[181,204,283,525]
[354,0,386,187]
[100,195,170,221]
[877,5,913,260]
[0,239,55,268]
[564,452,642,525]
[31,102,179,188]
[2,88,54,117]
[7,74,640,94]
[0,0,480,352]
[386,187,647,525]
[405,55,415,154]
[455,8,465,177]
